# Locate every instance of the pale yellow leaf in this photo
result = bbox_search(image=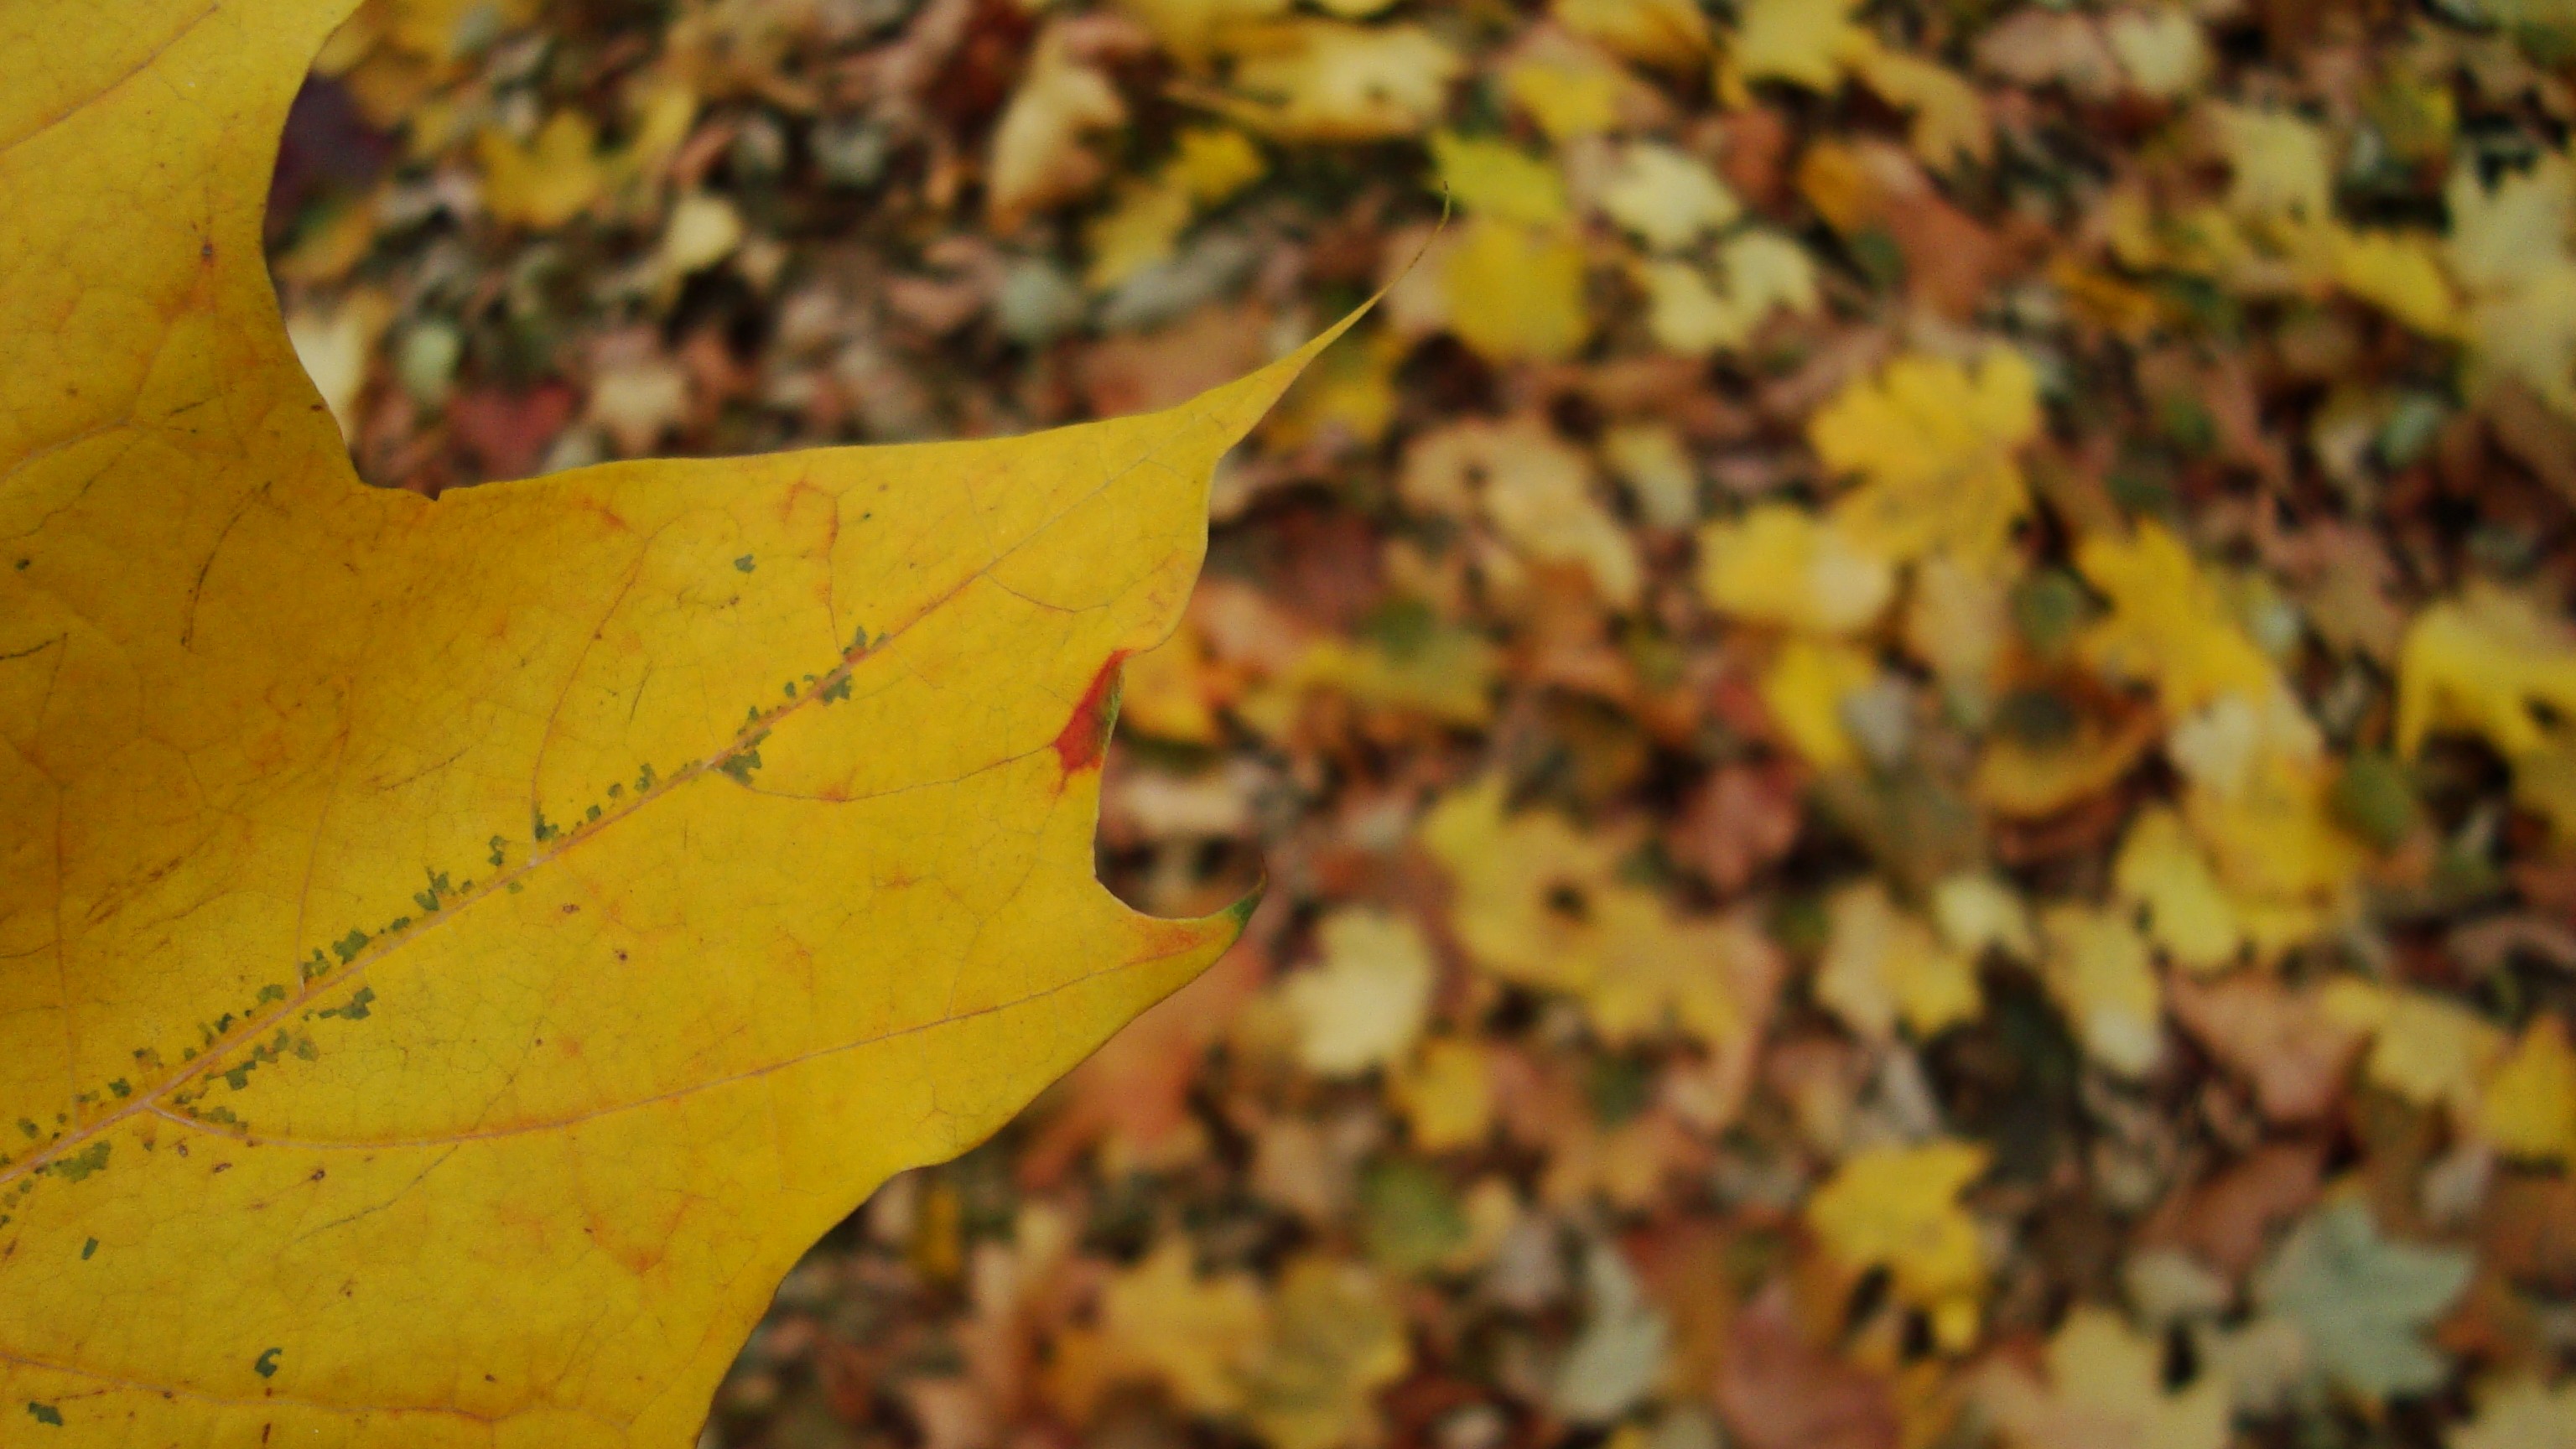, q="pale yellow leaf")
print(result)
[1394,1036,1494,1152]
[2395,585,2576,760]
[1552,0,1709,67]
[987,25,1128,228]
[1215,22,1463,142]
[1696,503,1893,635]
[2039,905,2164,1078]
[1818,880,1984,1040]
[1982,1306,2231,1449]
[1598,142,1739,252]
[1280,910,1437,1078]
